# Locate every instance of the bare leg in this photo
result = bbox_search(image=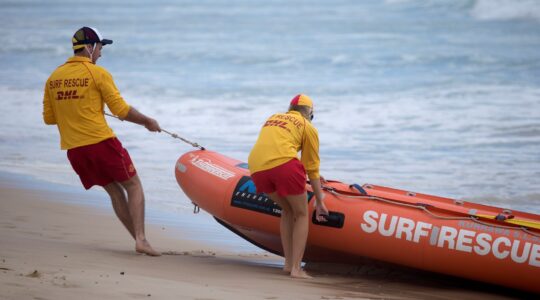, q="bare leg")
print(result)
[285,193,311,279]
[280,208,294,273]
[267,192,293,272]
[103,182,135,239]
[119,175,160,256]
